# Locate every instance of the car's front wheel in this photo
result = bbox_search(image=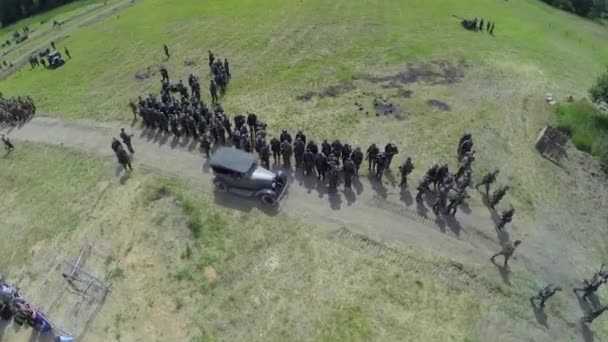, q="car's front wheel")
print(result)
[259,194,277,207]
[214,180,228,192]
